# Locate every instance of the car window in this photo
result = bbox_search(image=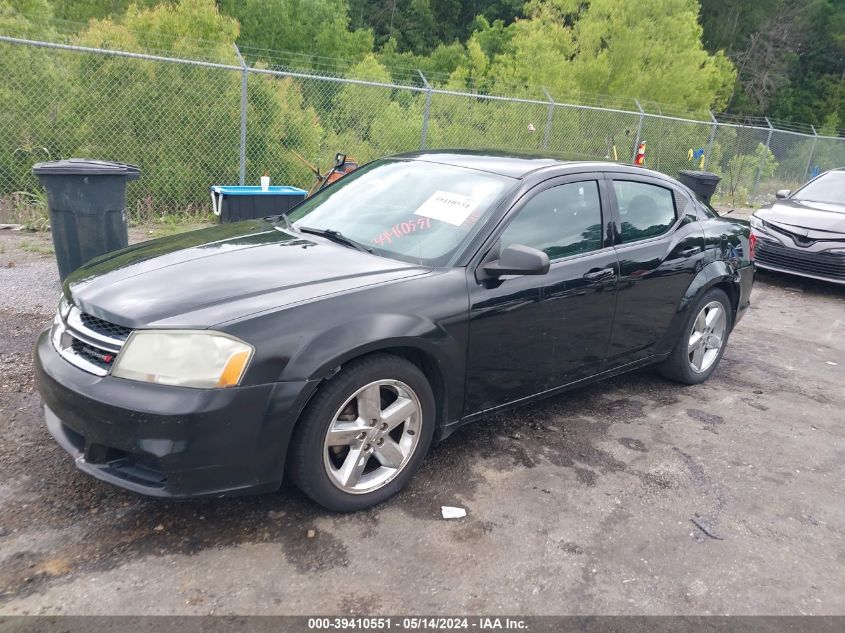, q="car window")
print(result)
[499,181,604,260]
[285,159,516,267]
[613,180,677,242]
[792,170,845,204]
